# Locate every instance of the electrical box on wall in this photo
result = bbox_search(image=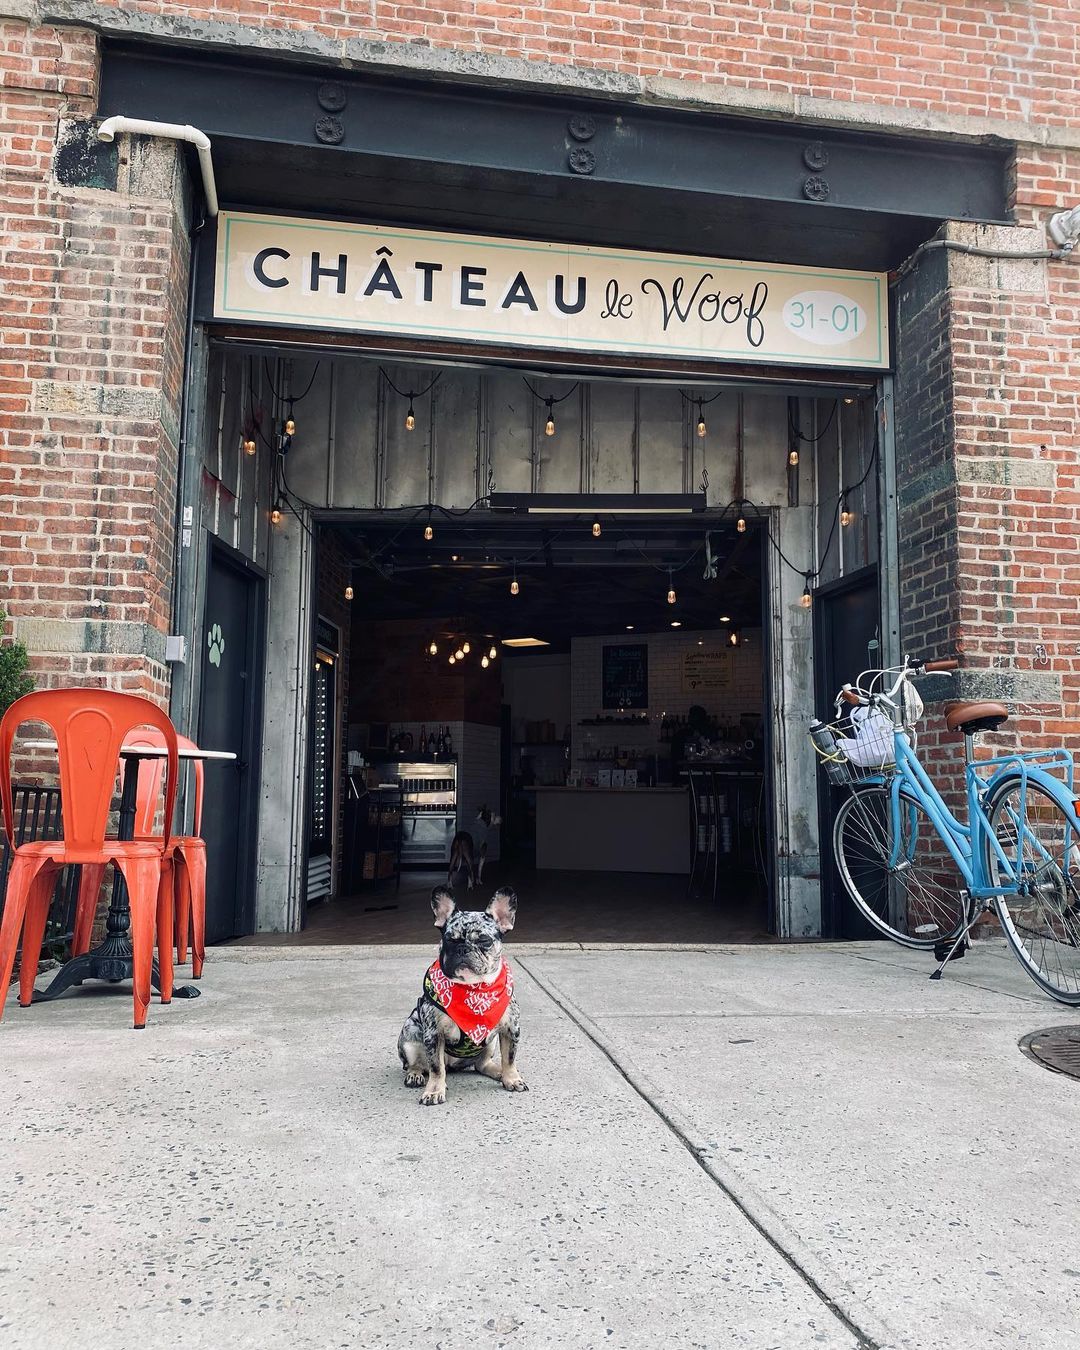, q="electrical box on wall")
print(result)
[165,635,187,664]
